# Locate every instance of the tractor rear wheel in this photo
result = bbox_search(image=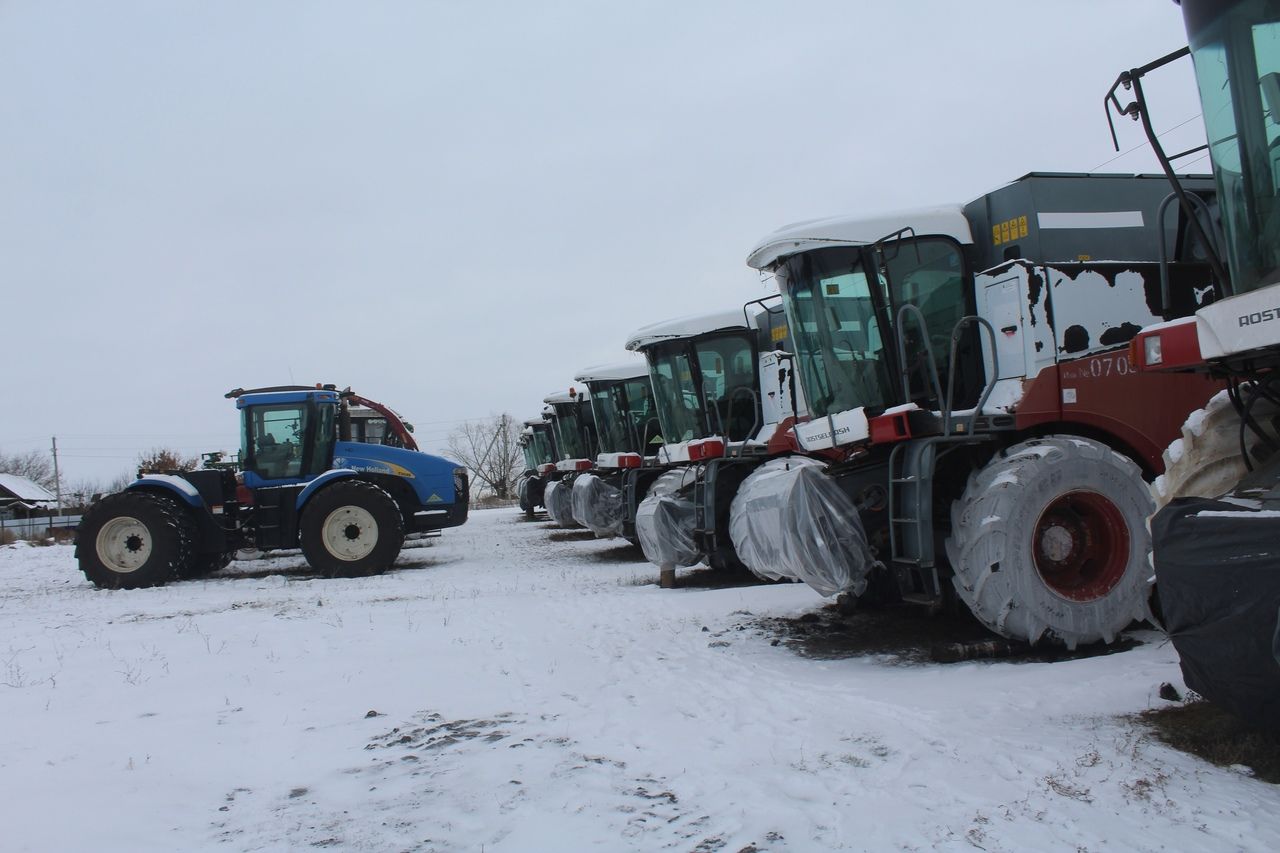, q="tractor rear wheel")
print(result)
[299,480,405,578]
[77,492,196,589]
[945,436,1153,649]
